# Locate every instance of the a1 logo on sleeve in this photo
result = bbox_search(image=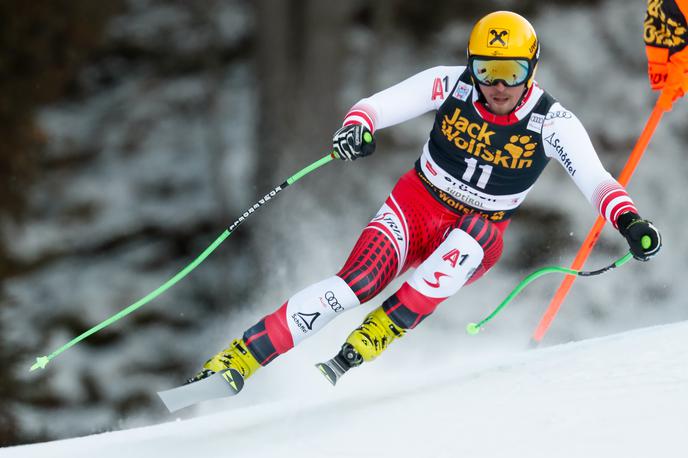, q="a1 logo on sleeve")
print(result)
[526,113,545,133]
